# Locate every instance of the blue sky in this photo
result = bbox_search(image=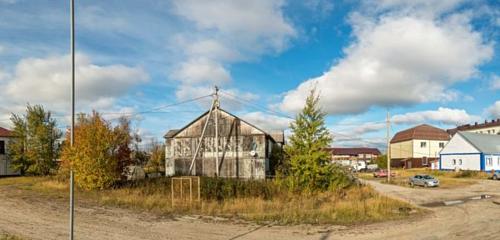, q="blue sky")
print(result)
[0,0,498,150]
